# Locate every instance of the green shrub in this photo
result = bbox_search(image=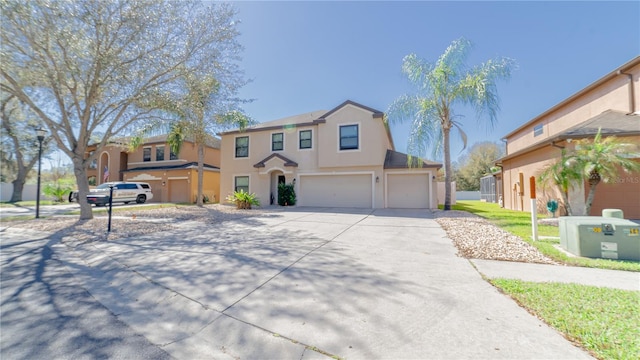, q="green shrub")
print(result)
[43,183,74,203]
[226,190,260,209]
[277,183,296,206]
